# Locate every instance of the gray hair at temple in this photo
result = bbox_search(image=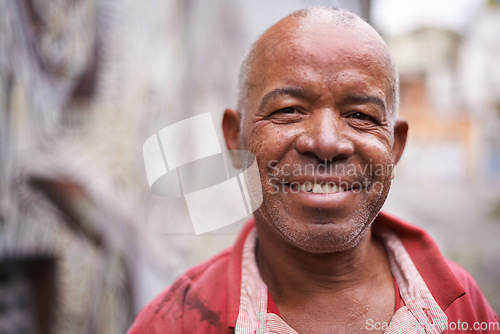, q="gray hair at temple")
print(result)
[236,7,400,125]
